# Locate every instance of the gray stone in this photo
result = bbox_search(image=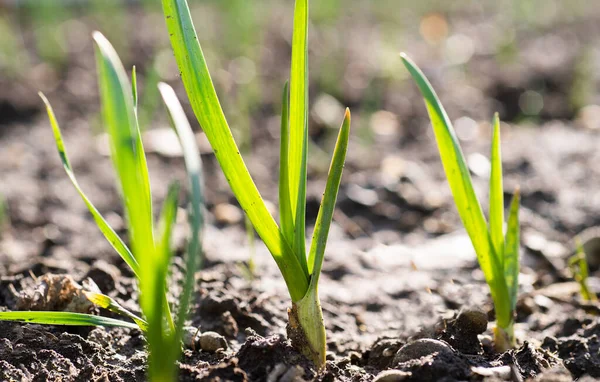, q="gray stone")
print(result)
[393,339,454,365]
[199,331,228,352]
